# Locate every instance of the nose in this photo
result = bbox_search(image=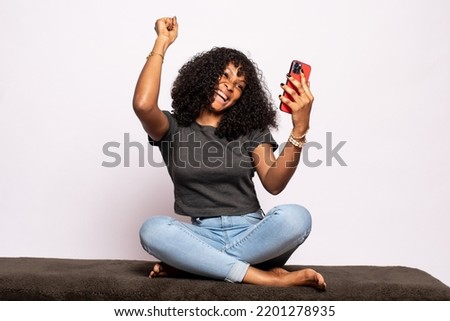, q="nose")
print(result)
[224,80,235,92]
